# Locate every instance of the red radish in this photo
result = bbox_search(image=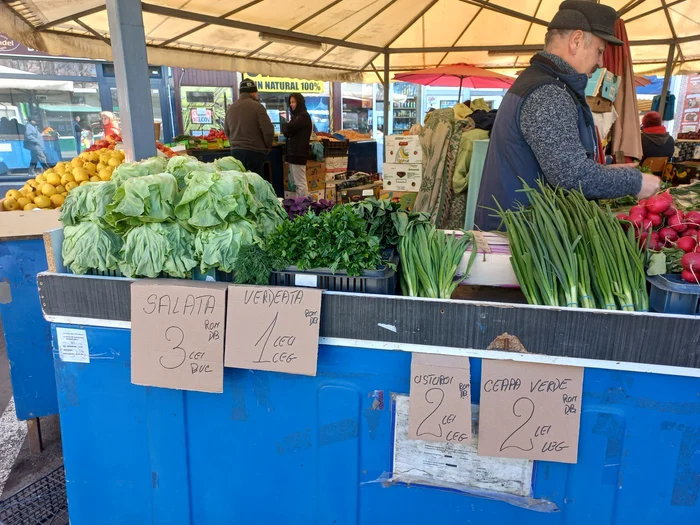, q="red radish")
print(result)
[686,211,700,226]
[616,213,630,222]
[629,214,645,228]
[680,228,697,238]
[659,227,679,244]
[639,199,648,207]
[677,237,698,253]
[681,269,700,284]
[641,218,653,231]
[668,212,687,233]
[646,195,670,214]
[681,252,700,270]
[659,191,674,203]
[664,205,678,217]
[647,213,663,227]
[629,205,647,217]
